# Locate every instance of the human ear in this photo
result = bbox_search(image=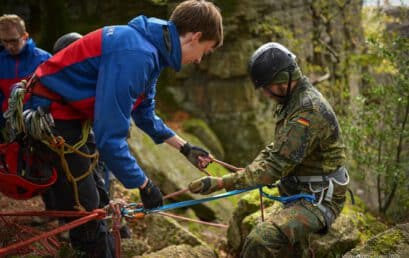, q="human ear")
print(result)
[22,32,29,40]
[191,32,202,43]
